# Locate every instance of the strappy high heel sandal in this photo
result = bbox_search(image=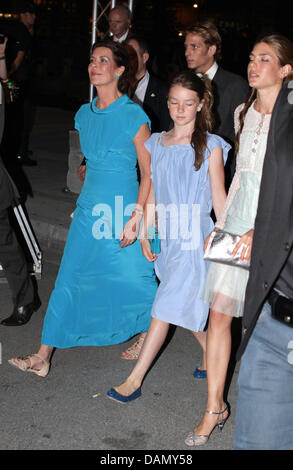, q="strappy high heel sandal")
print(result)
[8,354,50,378]
[120,335,145,360]
[185,404,229,447]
